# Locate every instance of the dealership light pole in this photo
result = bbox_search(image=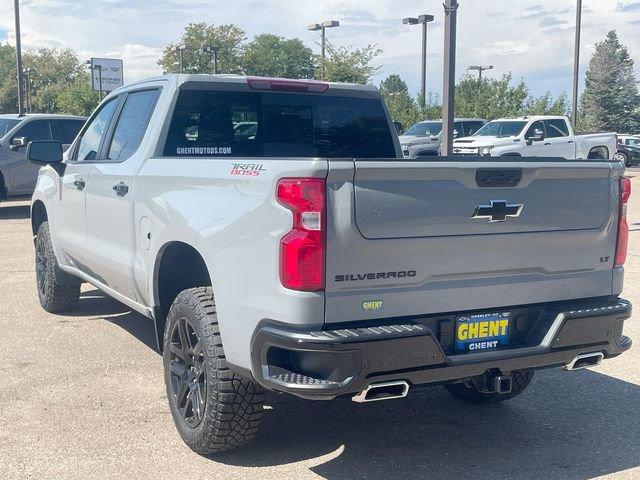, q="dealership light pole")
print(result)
[468,65,493,81]
[14,0,25,116]
[202,46,218,74]
[24,67,33,113]
[571,0,583,127]
[171,44,187,73]
[308,20,339,80]
[403,14,434,109]
[441,0,459,156]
